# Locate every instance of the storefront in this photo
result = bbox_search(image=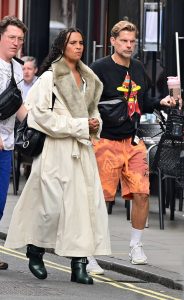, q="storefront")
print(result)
[1,0,184,93]
[0,0,21,18]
